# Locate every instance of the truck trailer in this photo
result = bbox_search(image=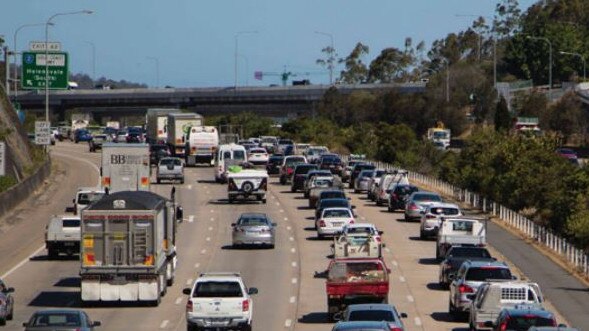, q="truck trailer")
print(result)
[101,143,151,193]
[167,113,203,157]
[80,190,182,305]
[145,108,178,144]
